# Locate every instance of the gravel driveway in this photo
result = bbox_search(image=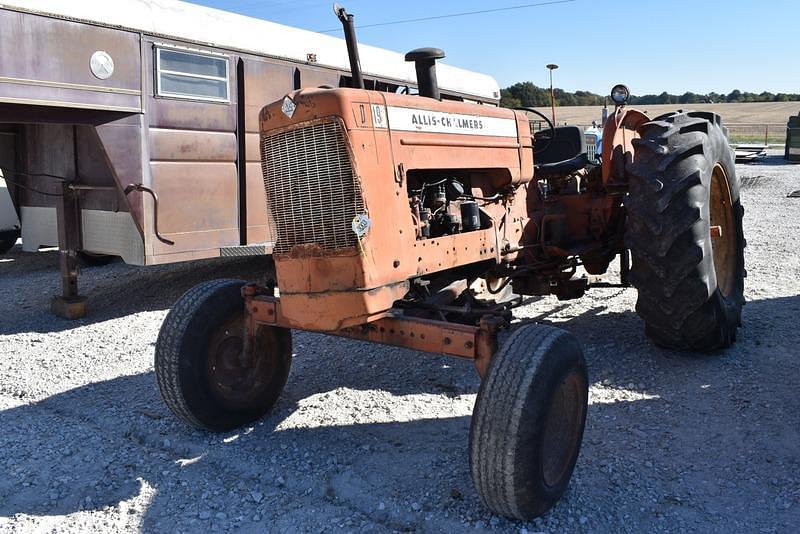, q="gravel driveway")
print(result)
[1,152,798,533]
